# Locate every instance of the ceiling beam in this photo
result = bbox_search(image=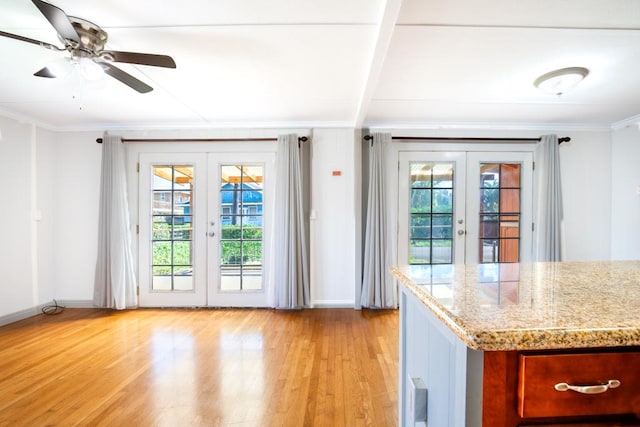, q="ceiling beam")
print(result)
[353,0,404,129]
